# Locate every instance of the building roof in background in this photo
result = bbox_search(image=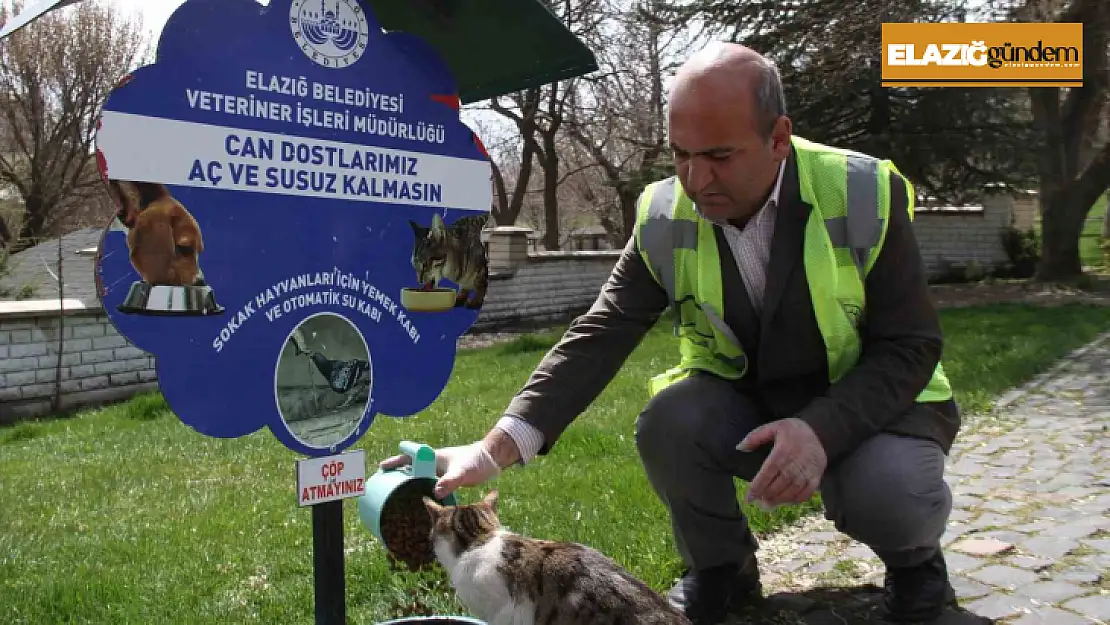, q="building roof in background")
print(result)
[0,227,102,306]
